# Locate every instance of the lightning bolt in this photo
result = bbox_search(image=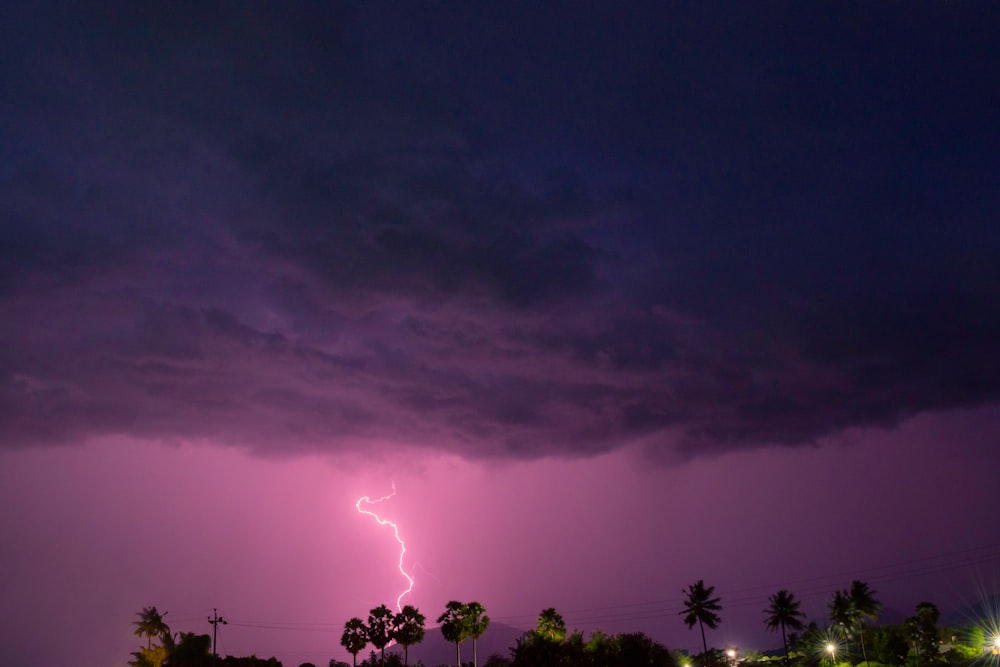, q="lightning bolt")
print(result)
[355,482,415,612]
